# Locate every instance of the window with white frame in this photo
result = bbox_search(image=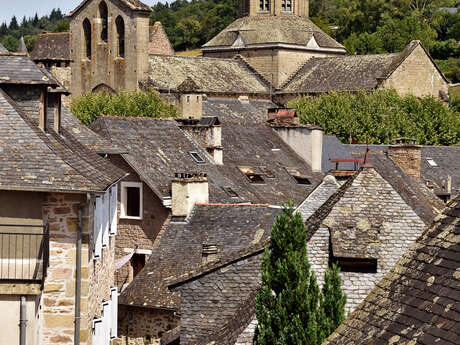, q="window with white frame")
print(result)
[282,0,292,11]
[259,0,269,11]
[120,182,143,219]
